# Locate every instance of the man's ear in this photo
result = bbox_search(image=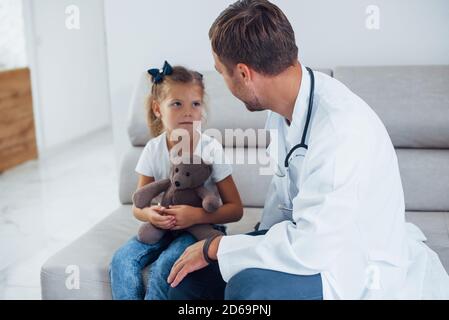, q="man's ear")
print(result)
[152,100,161,118]
[236,63,253,83]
